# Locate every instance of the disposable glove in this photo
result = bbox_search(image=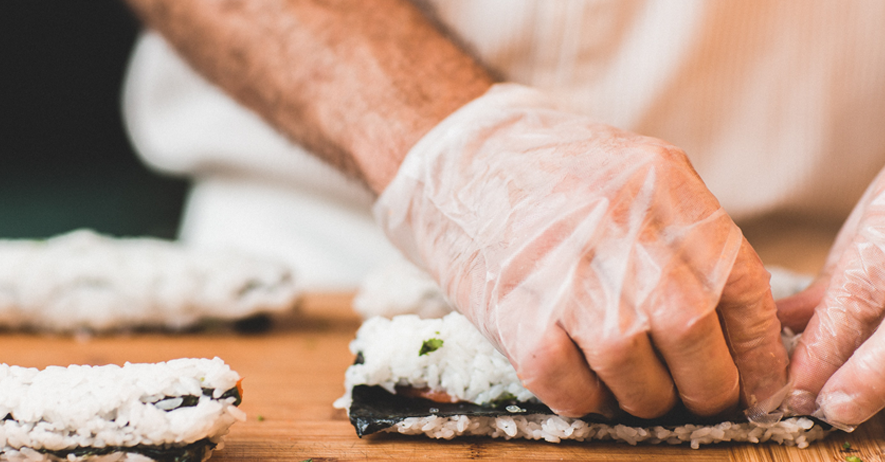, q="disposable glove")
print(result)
[374,84,789,419]
[778,166,885,430]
